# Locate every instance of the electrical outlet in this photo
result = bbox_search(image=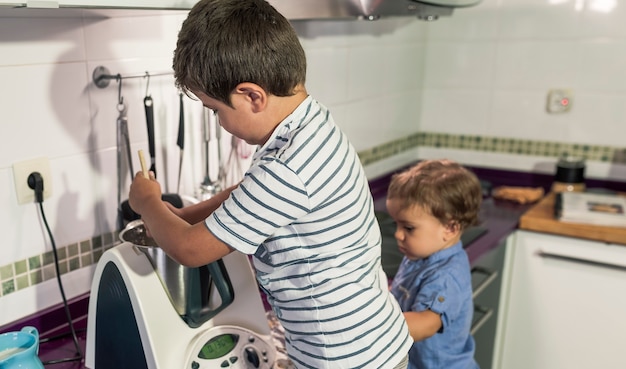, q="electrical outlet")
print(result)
[546,89,573,114]
[12,157,53,205]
